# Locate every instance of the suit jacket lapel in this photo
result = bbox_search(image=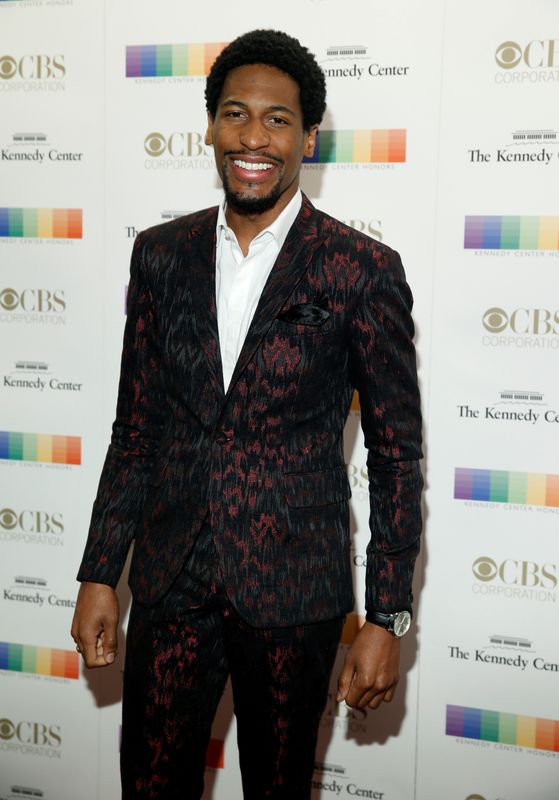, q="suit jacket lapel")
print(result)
[225,194,323,398]
[185,207,226,401]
